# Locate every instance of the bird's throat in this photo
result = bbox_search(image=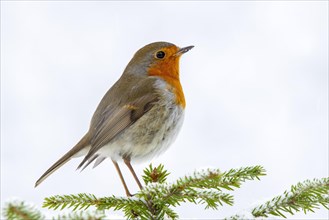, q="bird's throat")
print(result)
[148,60,186,108]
